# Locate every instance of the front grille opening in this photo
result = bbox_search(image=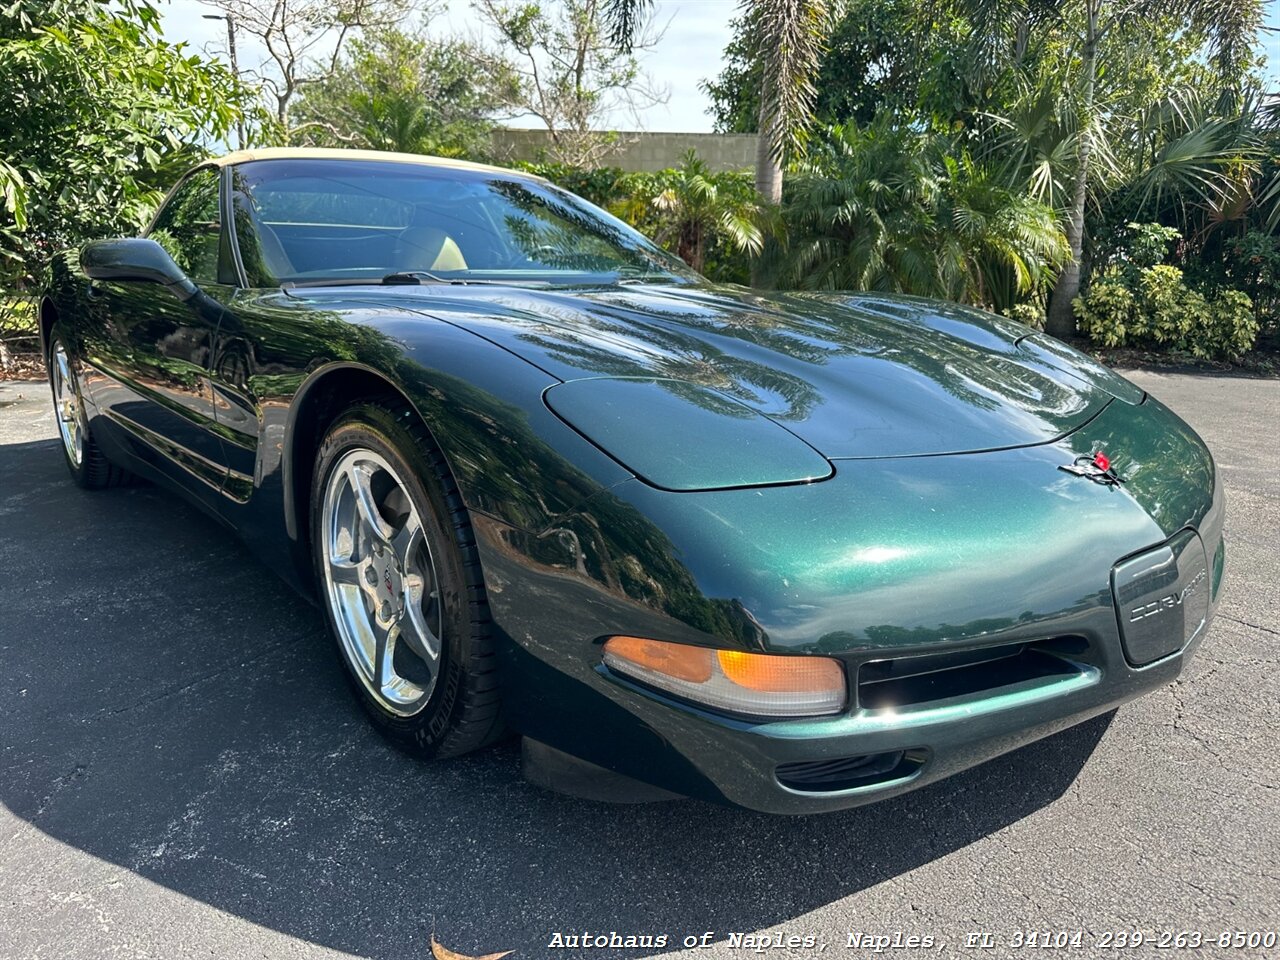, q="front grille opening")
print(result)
[776,750,925,793]
[858,639,1085,711]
